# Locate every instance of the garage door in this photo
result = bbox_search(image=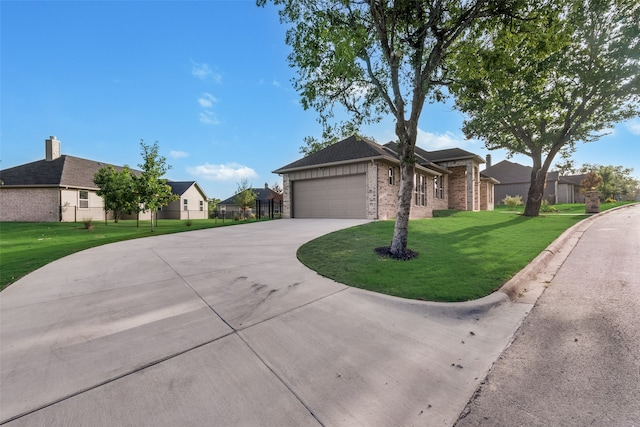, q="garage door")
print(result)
[293,174,366,219]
